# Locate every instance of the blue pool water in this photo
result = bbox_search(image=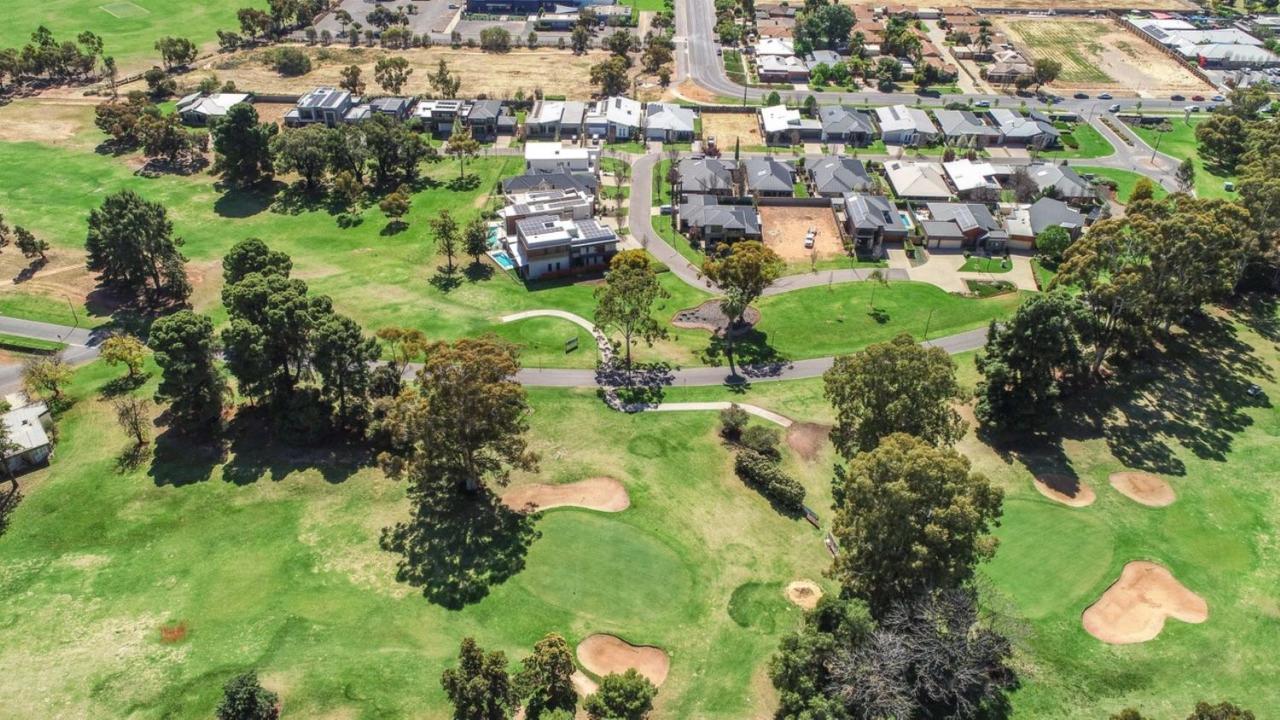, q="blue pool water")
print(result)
[488,250,515,270]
